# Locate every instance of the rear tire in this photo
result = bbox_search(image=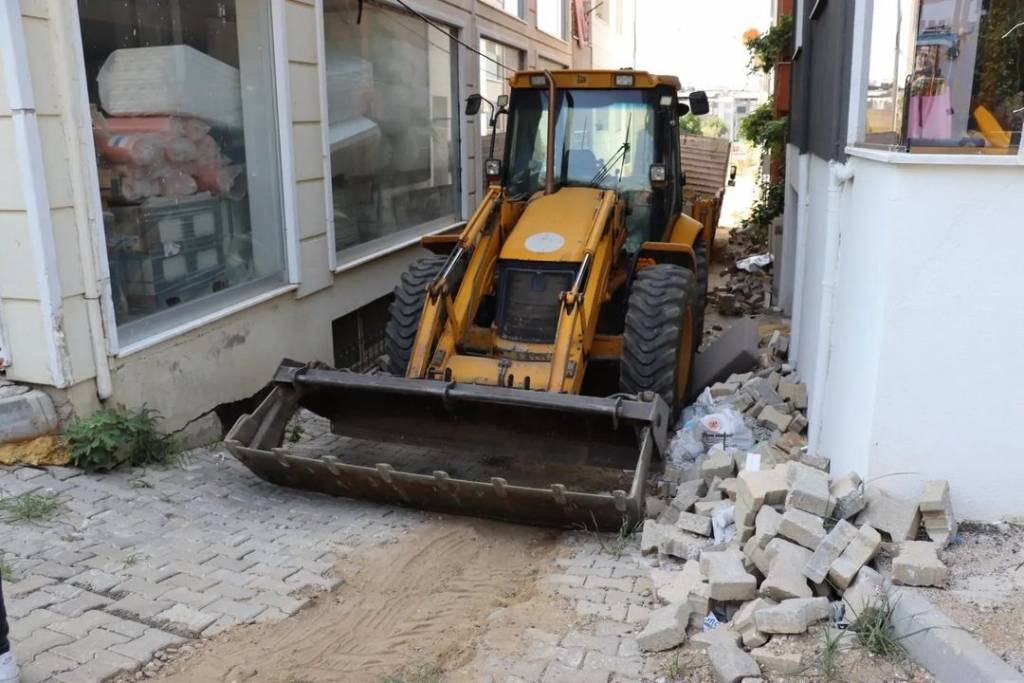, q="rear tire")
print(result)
[619,264,698,417]
[385,255,447,377]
